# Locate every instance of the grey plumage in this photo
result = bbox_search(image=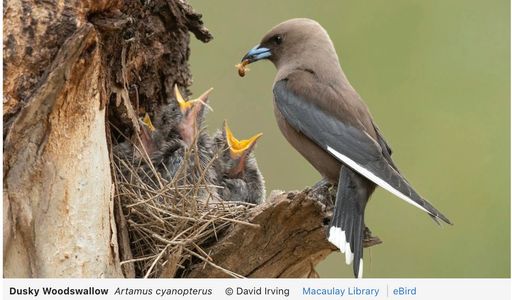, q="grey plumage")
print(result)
[152,128,217,192]
[212,121,265,204]
[113,86,218,197]
[241,18,452,277]
[273,80,450,224]
[152,97,184,149]
[151,87,217,195]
